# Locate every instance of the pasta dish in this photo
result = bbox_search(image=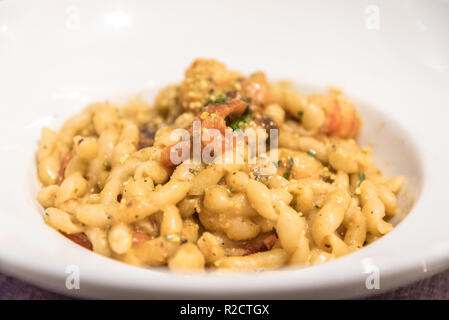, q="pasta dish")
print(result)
[36,59,404,271]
